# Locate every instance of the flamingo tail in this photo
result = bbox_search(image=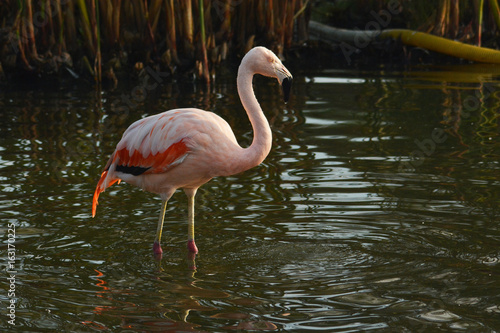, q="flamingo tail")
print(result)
[92,170,121,217]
